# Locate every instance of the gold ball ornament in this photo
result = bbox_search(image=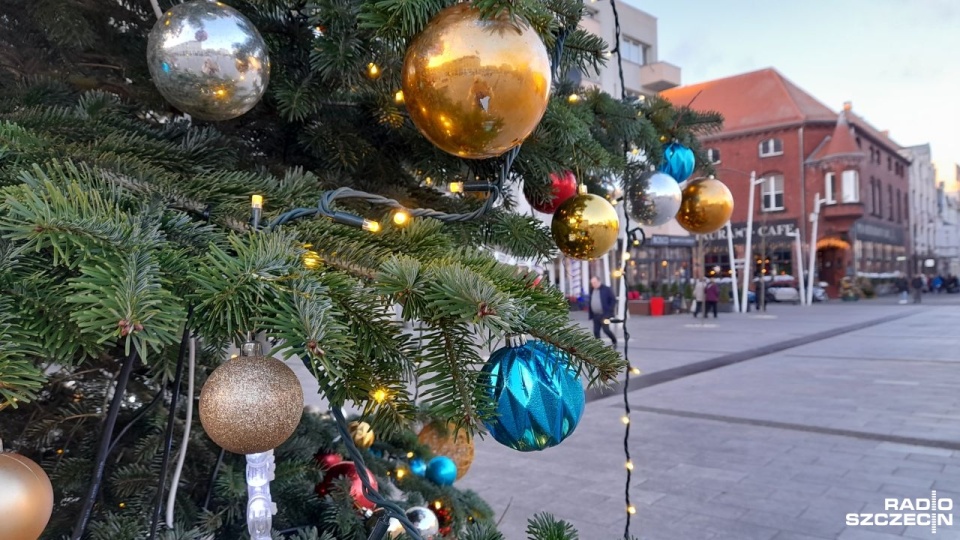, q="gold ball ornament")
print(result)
[348,421,375,450]
[675,177,735,234]
[401,4,551,159]
[0,452,54,540]
[417,422,475,480]
[551,194,620,261]
[199,350,304,454]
